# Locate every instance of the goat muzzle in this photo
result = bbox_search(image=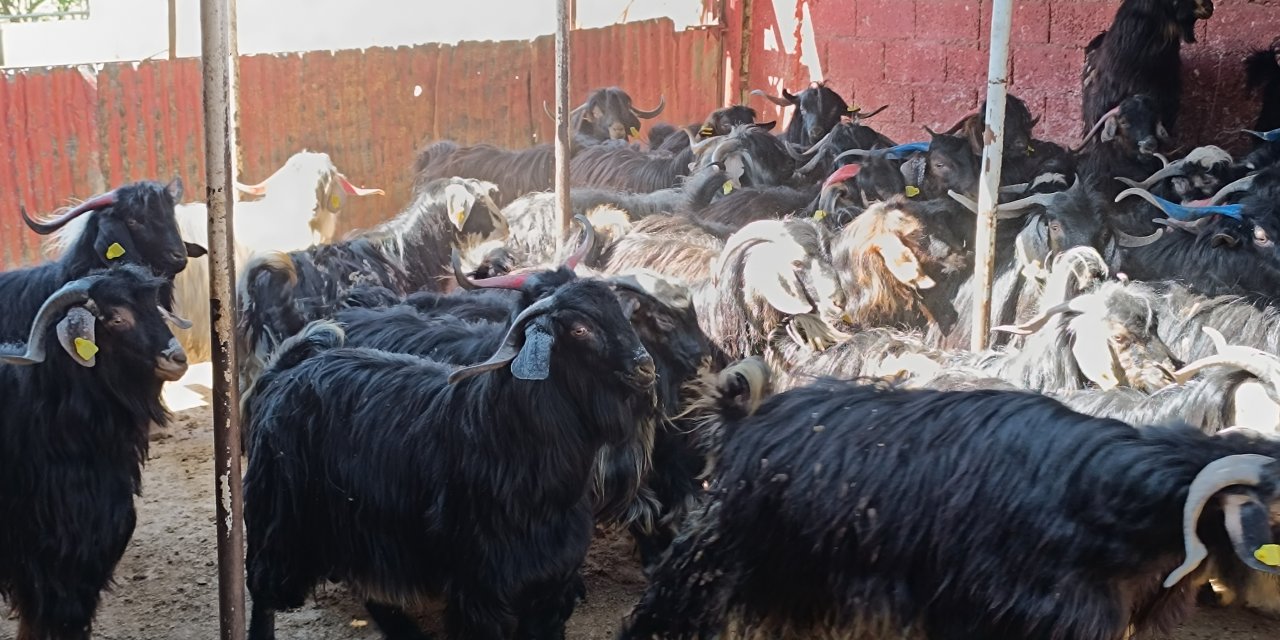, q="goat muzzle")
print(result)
[156,338,189,382]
